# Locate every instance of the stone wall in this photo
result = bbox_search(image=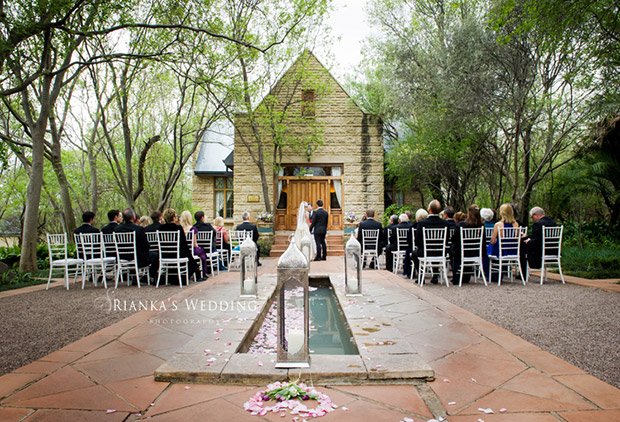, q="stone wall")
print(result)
[233,51,385,226]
